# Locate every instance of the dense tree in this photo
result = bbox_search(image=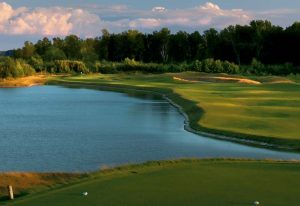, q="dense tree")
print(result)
[35,37,52,56]
[203,28,220,60]
[188,31,205,61]
[14,41,36,59]
[151,28,170,63]
[80,38,99,62]
[96,29,110,60]
[44,46,66,61]
[63,35,82,59]
[169,31,190,62]
[8,20,300,76]
[249,20,273,60]
[285,22,300,65]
